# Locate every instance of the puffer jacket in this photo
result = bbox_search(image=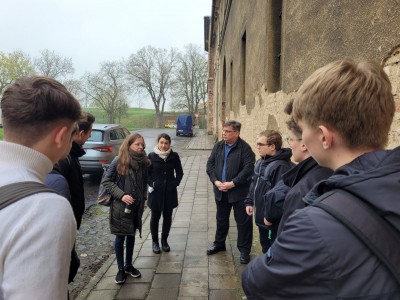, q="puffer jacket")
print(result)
[102,156,148,237]
[244,148,294,228]
[147,151,183,211]
[206,137,255,203]
[242,147,400,299]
